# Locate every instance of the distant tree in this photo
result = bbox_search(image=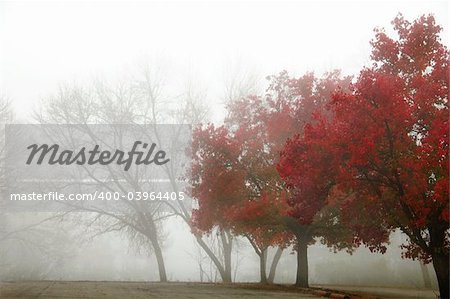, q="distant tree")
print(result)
[190,123,289,283]
[190,124,240,282]
[35,63,209,282]
[0,96,74,280]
